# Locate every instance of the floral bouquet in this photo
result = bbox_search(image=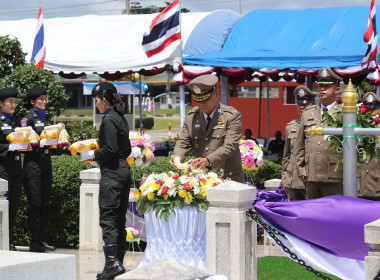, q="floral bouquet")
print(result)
[239,139,264,170]
[126,225,141,244]
[163,134,179,148]
[127,132,155,168]
[324,106,380,164]
[68,139,99,165]
[6,126,40,151]
[39,122,70,148]
[136,169,225,221]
